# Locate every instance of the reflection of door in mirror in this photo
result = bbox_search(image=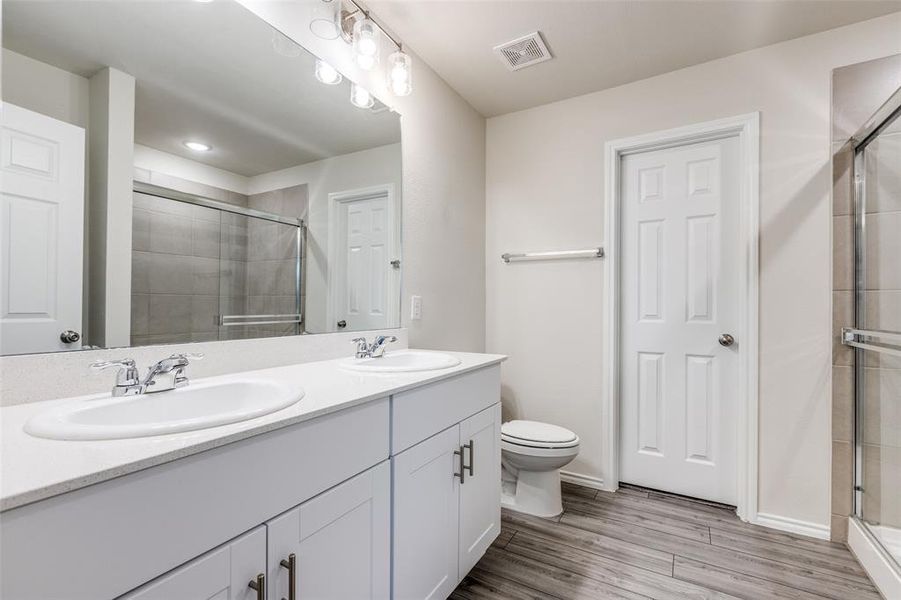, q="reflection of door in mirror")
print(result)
[1,103,85,354]
[329,185,400,332]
